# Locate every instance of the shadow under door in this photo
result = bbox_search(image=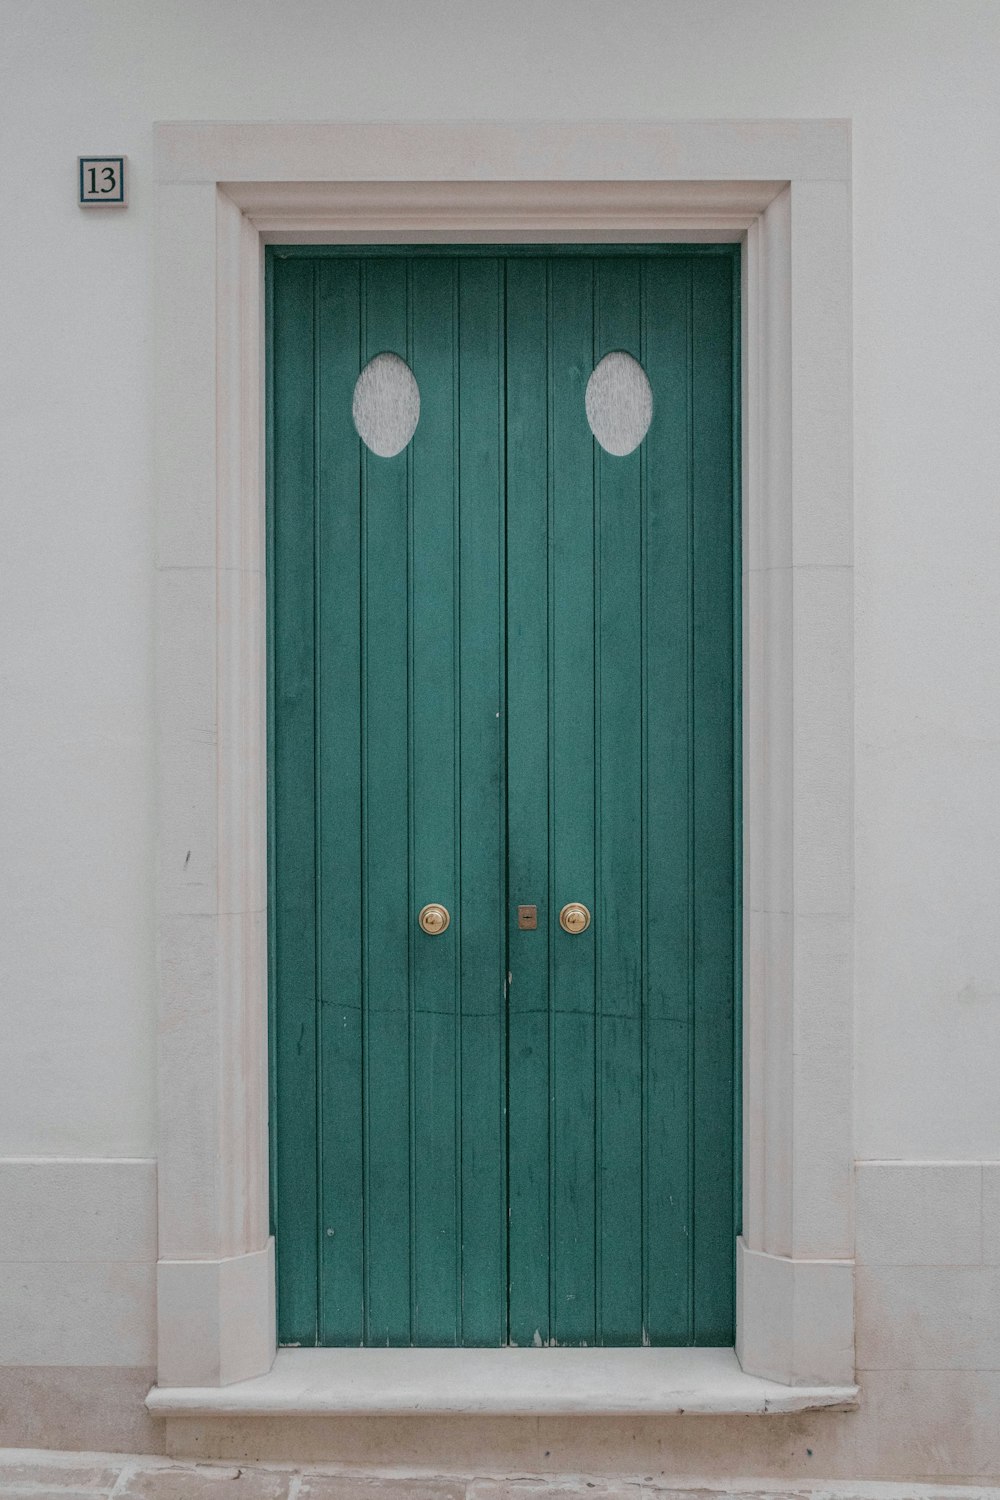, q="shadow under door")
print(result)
[268,245,740,1348]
